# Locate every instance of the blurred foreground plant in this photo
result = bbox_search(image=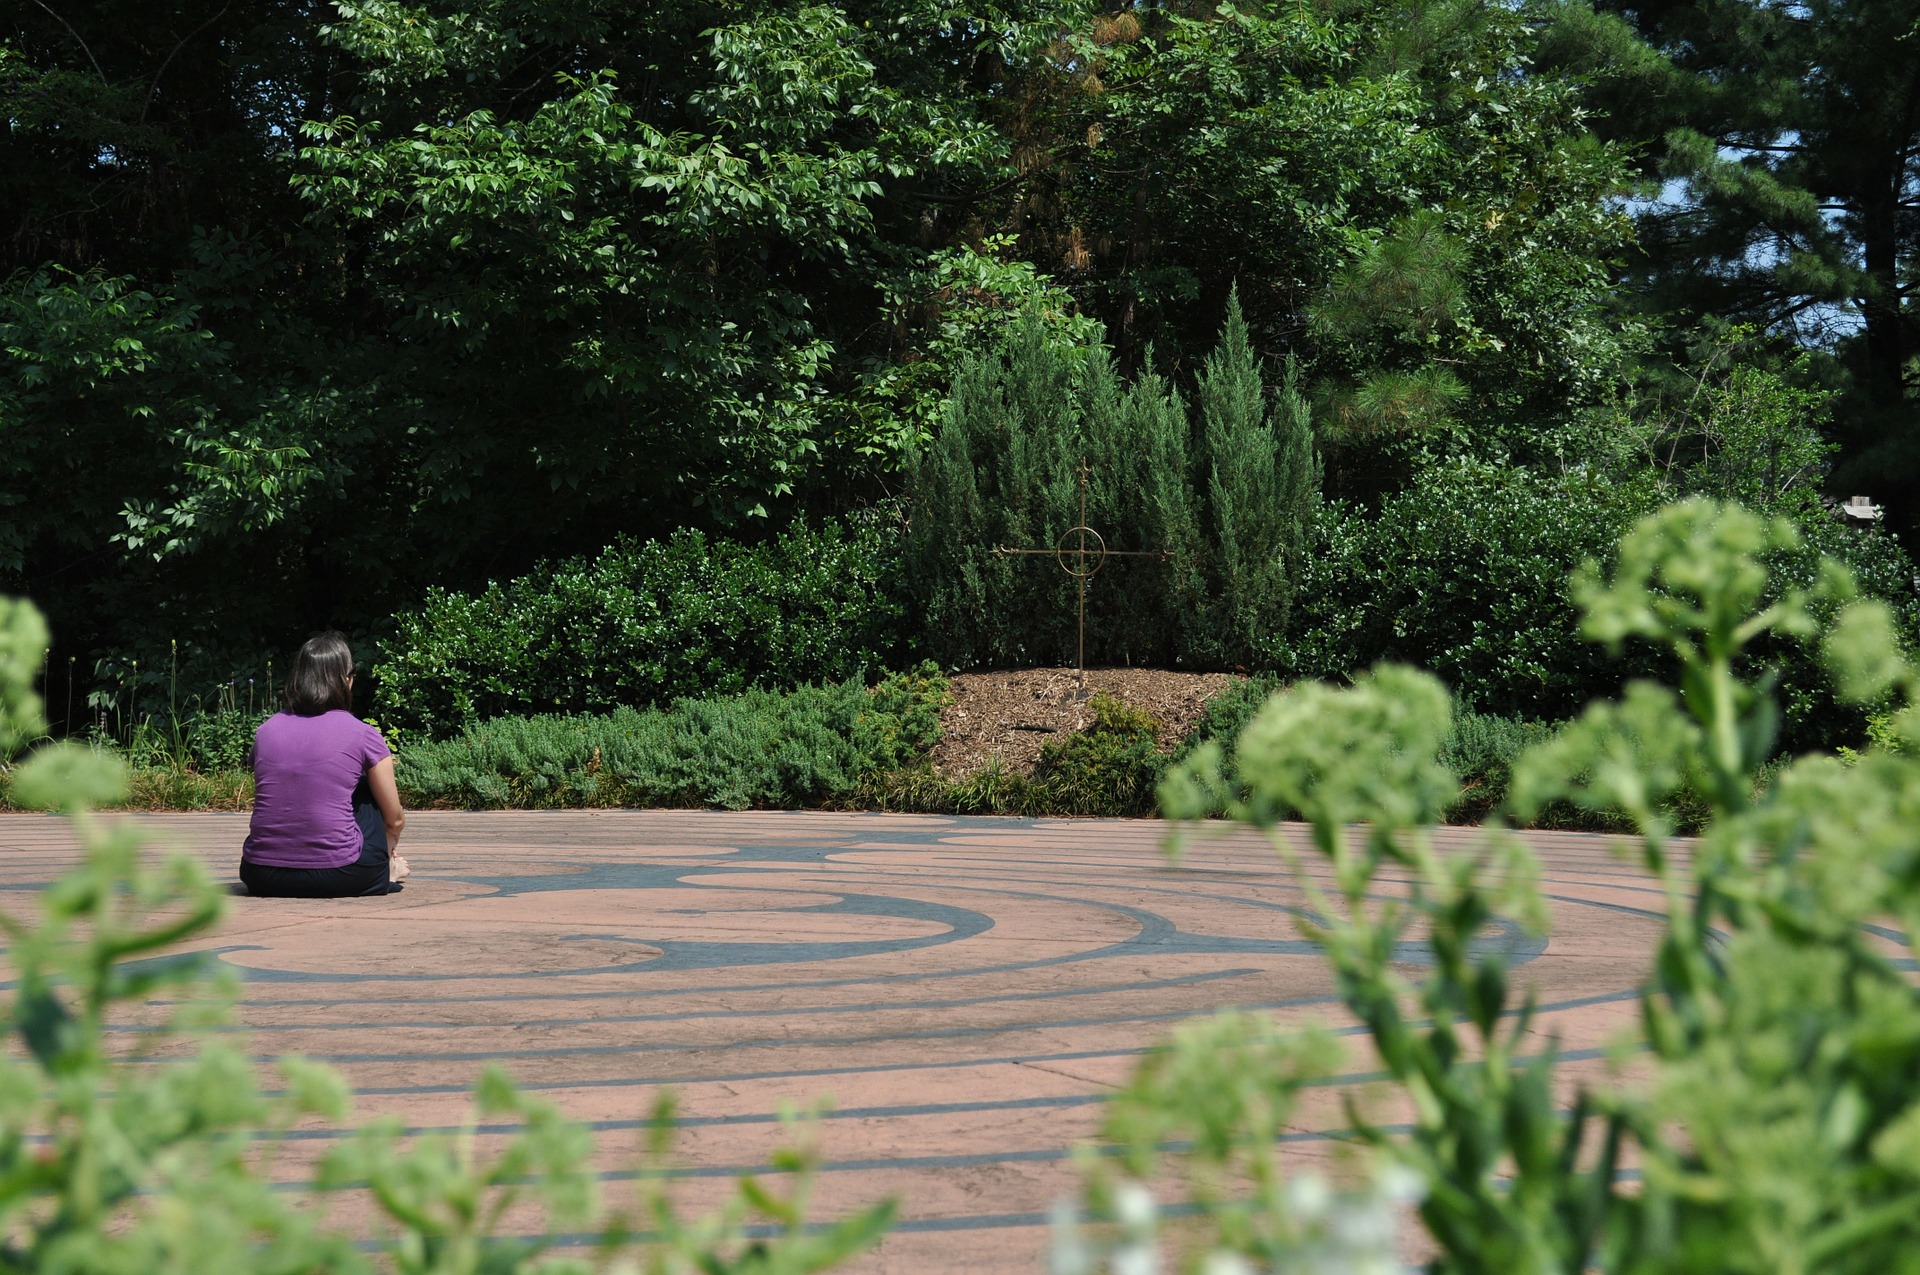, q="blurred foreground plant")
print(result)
[1060,497,1920,1273]
[0,596,892,1273]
